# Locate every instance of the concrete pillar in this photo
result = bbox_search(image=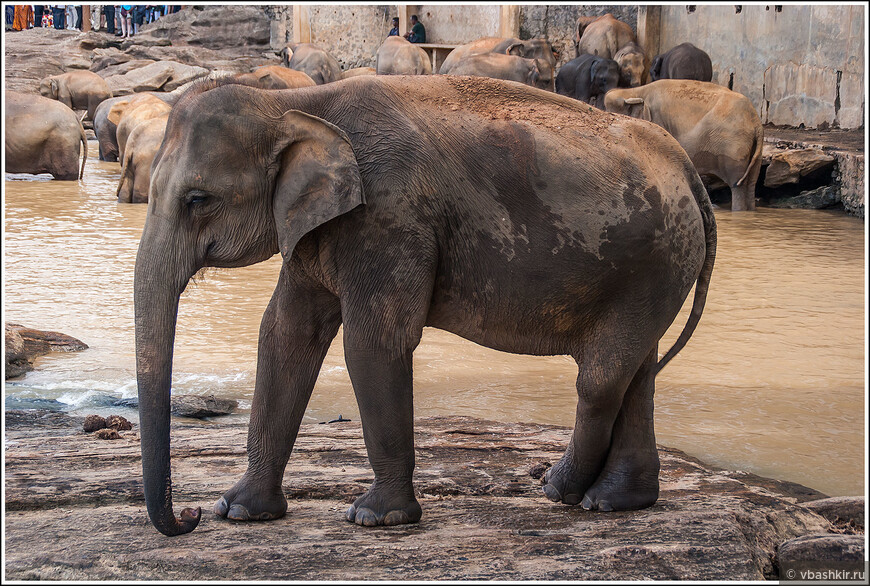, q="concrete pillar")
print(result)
[292,4,311,43]
[82,6,90,32]
[637,5,662,62]
[499,5,521,38]
[398,5,410,37]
